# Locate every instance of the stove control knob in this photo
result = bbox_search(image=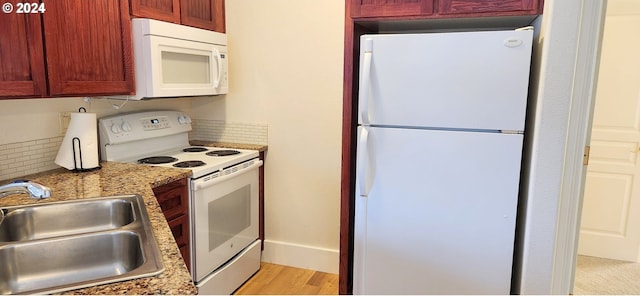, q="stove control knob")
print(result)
[111,123,121,134]
[178,115,188,124]
[121,121,132,132]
